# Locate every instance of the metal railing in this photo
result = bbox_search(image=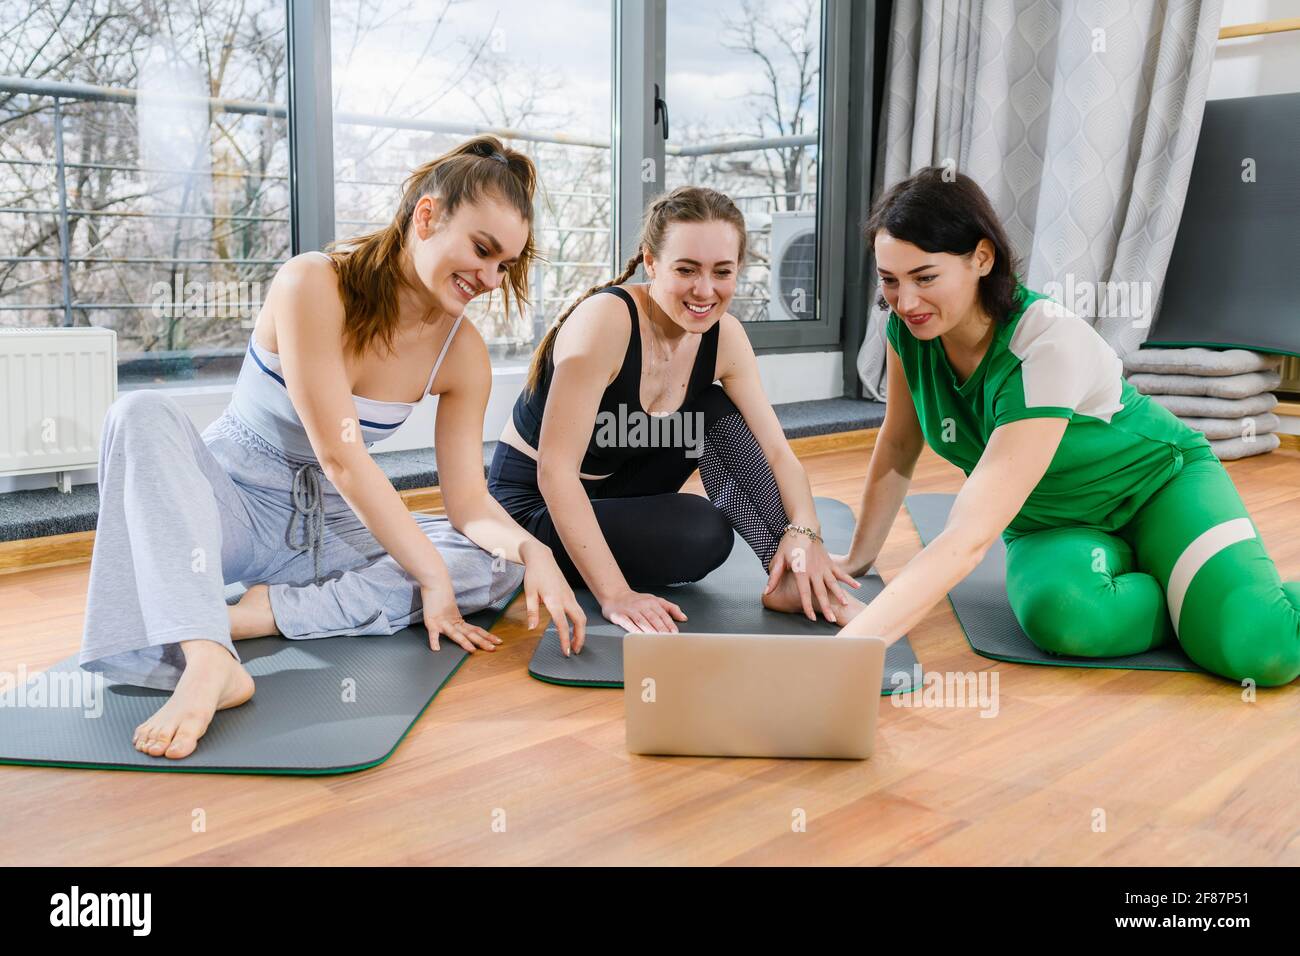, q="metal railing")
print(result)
[0,75,817,352]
